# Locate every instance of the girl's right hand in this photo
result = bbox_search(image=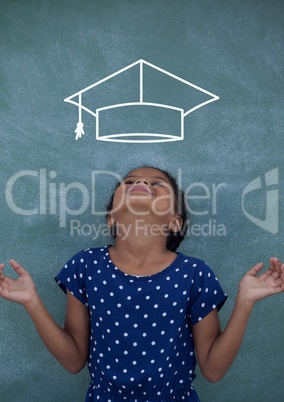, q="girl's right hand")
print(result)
[0,259,37,306]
